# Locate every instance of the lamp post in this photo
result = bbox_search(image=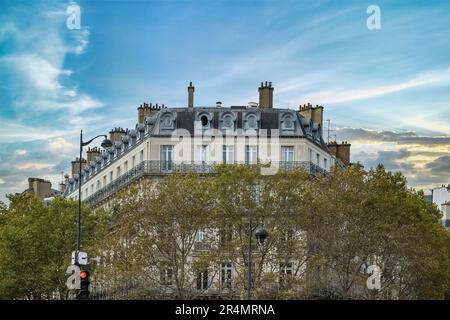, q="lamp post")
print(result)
[247,218,268,300]
[76,130,112,253]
